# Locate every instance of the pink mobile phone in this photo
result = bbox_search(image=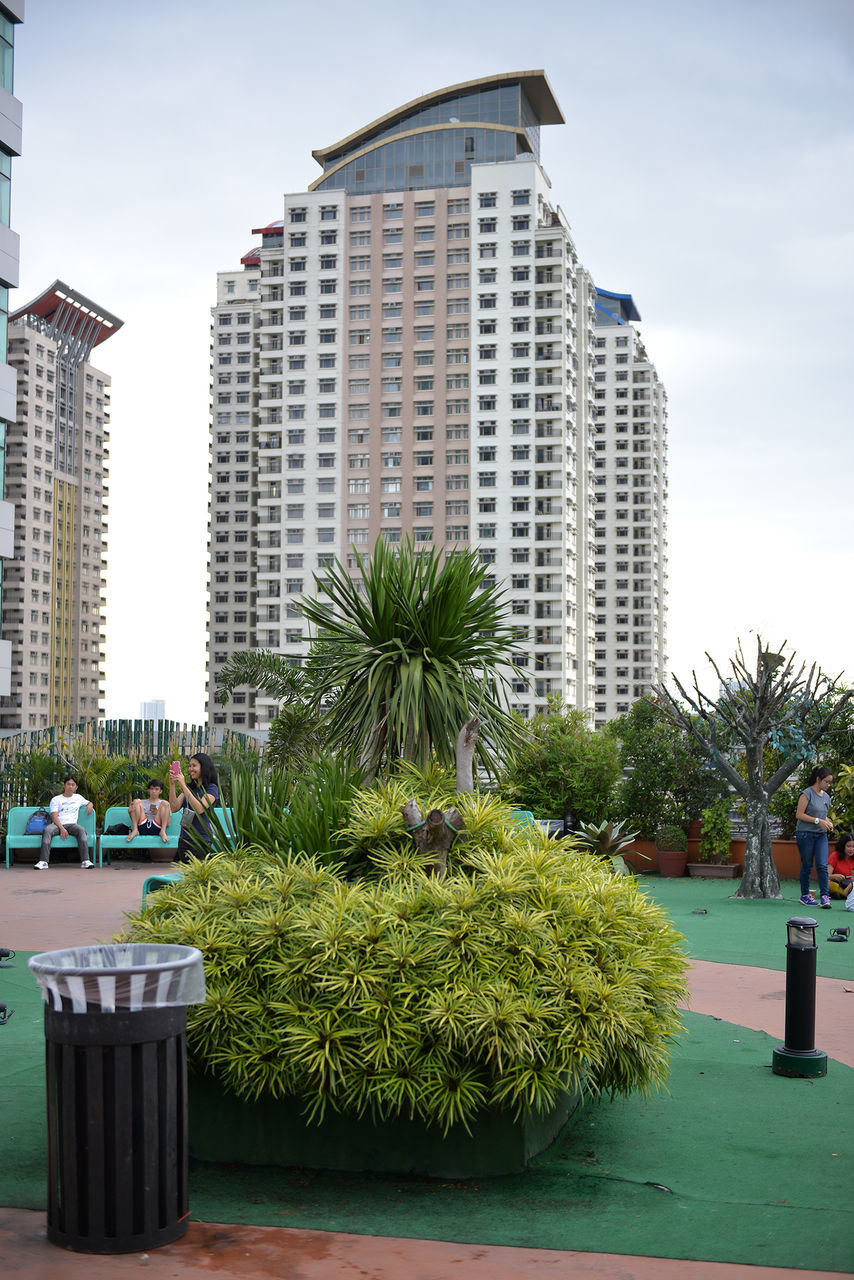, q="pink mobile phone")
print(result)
[170,760,180,777]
